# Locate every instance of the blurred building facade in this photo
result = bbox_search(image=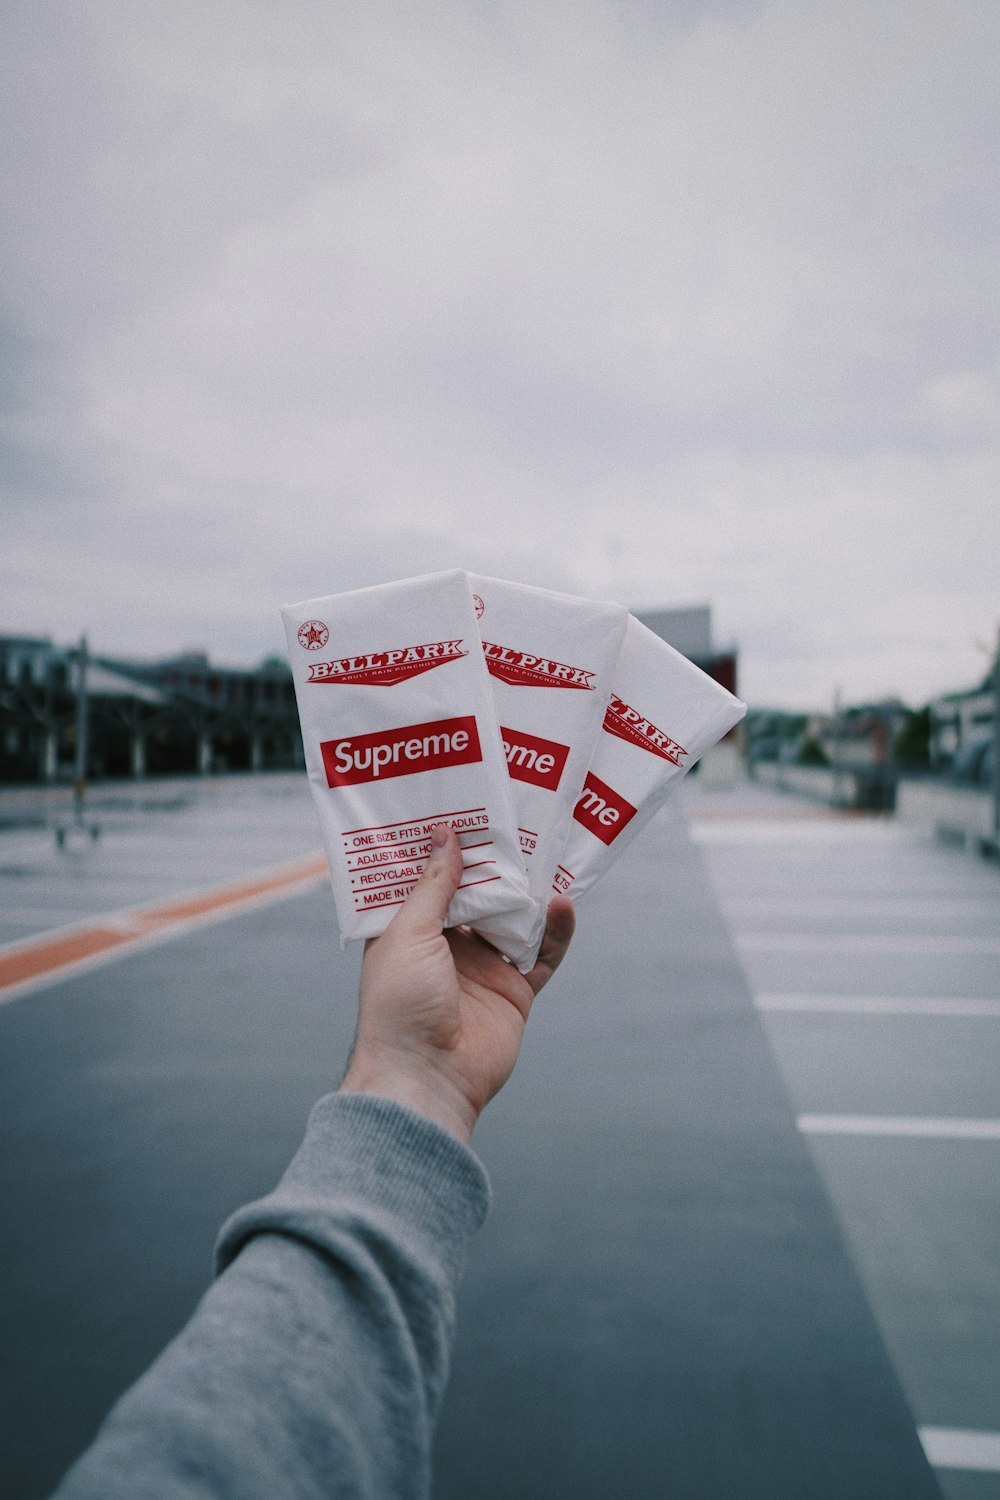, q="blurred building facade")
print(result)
[0,636,301,783]
[929,674,996,769]
[632,604,739,699]
[4,611,743,782]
